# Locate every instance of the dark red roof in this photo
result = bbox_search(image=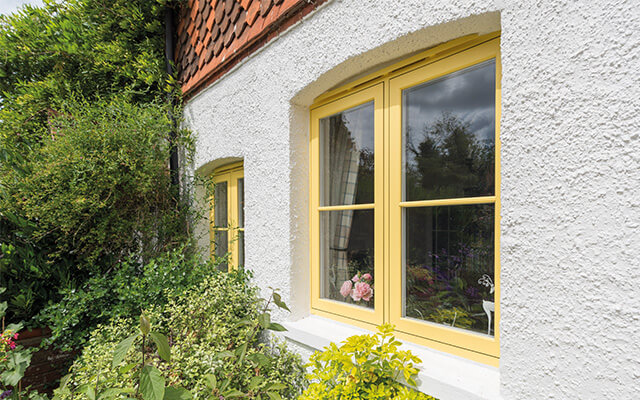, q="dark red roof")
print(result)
[176,0,327,98]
